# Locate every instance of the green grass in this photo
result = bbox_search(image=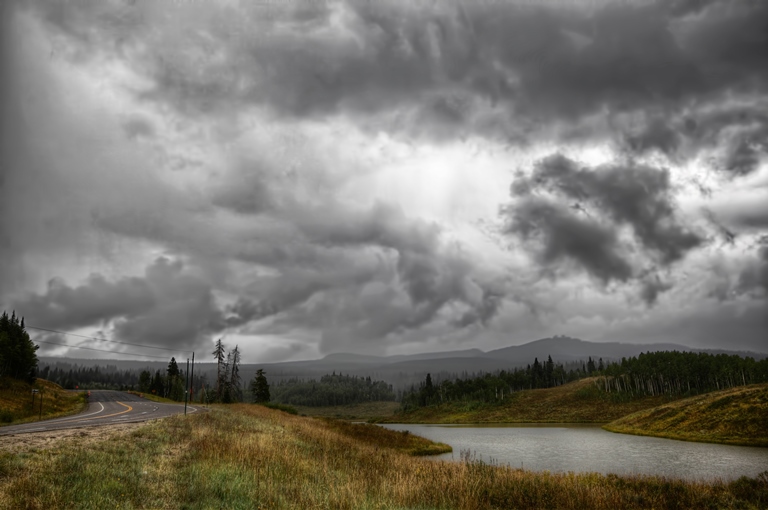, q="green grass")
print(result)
[0,378,86,425]
[604,383,768,446]
[382,378,678,424]
[1,404,766,509]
